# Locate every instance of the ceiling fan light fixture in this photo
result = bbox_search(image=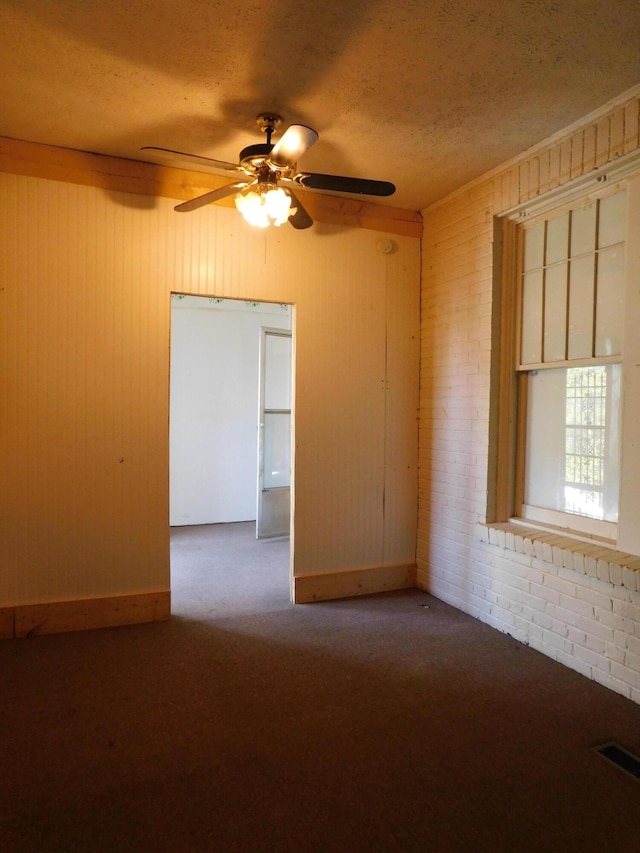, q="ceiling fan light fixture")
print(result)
[147,111,395,230]
[234,185,294,228]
